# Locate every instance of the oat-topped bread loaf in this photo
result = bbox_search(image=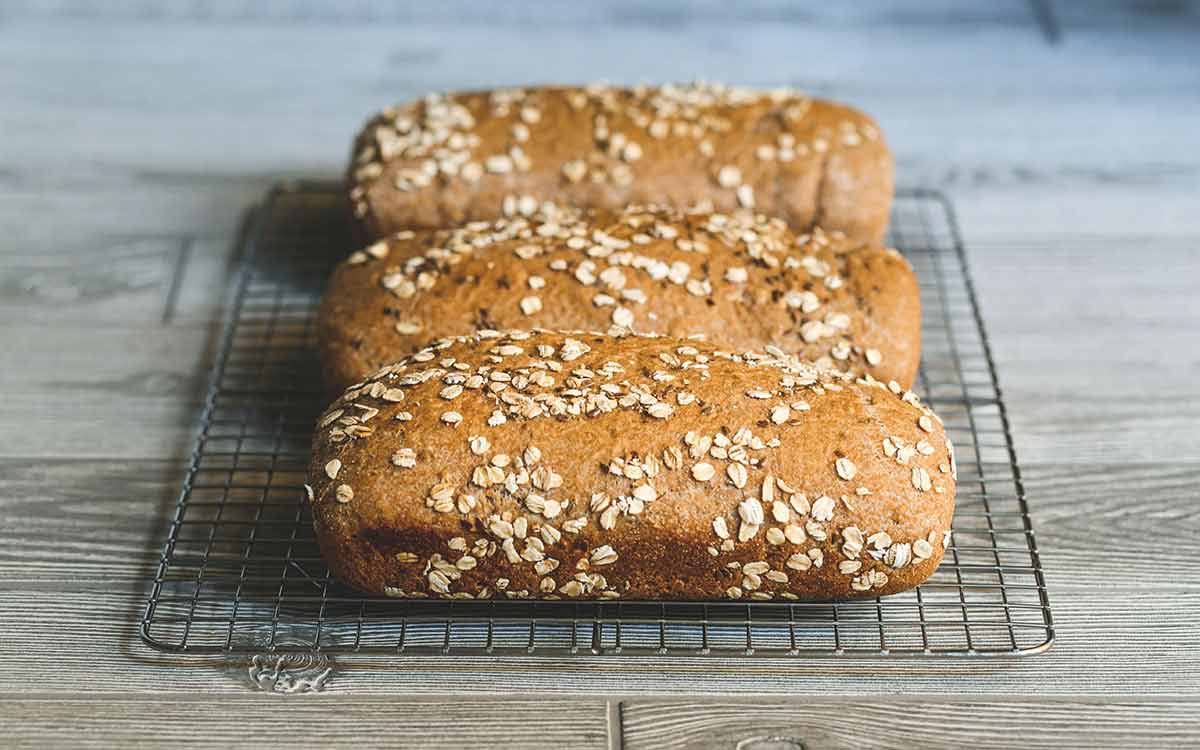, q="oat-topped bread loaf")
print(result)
[318,204,920,392]
[347,83,893,243]
[308,330,956,601]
